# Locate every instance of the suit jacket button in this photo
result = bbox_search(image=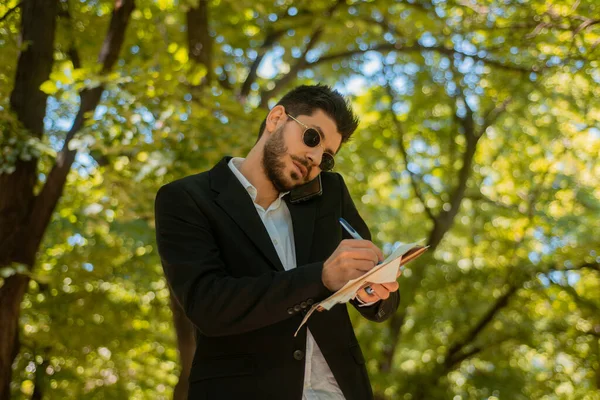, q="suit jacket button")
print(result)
[293,350,304,360]
[294,304,302,312]
[307,299,314,305]
[287,308,294,315]
[300,302,307,309]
